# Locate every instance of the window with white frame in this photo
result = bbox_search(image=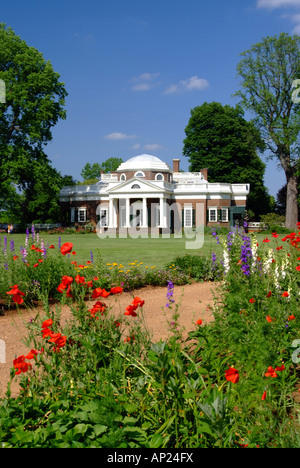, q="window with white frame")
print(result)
[78,208,87,223]
[184,207,193,228]
[155,173,164,181]
[134,171,145,178]
[220,208,228,222]
[99,208,108,227]
[208,208,217,222]
[120,174,126,182]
